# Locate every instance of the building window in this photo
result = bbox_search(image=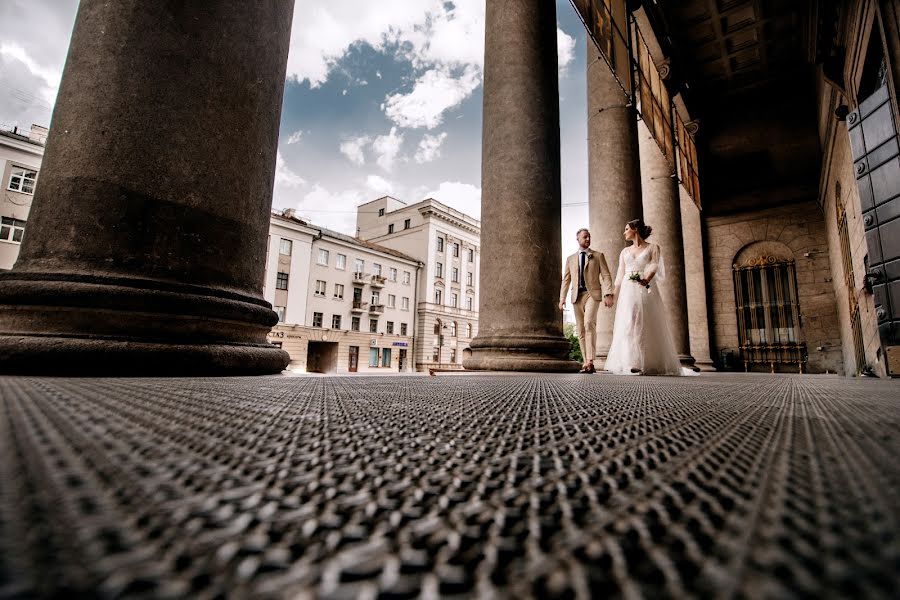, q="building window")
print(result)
[354,258,365,273]
[434,323,440,335]
[432,347,440,362]
[378,208,385,217]
[466,323,472,337]
[466,272,473,286]
[336,254,346,270]
[450,348,457,363]
[317,249,329,265]
[435,289,442,304]
[0,217,26,243]
[468,248,474,262]
[437,237,444,252]
[449,322,457,336]
[401,297,409,310]
[386,321,394,334]
[371,291,380,305]
[388,224,394,234]
[332,314,342,329]
[733,259,806,372]
[436,262,443,278]
[404,218,411,229]
[400,323,408,336]
[369,318,378,333]
[315,280,326,296]
[279,238,292,255]
[382,348,391,367]
[451,267,459,283]
[369,348,379,367]
[452,243,459,257]
[387,294,396,308]
[334,283,344,299]
[373,263,382,276]
[450,293,458,308]
[276,272,289,290]
[313,312,323,327]
[7,167,37,194]
[351,316,360,331]
[353,287,363,302]
[274,306,286,323]
[466,296,473,311]
[403,271,411,285]
[389,267,397,281]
